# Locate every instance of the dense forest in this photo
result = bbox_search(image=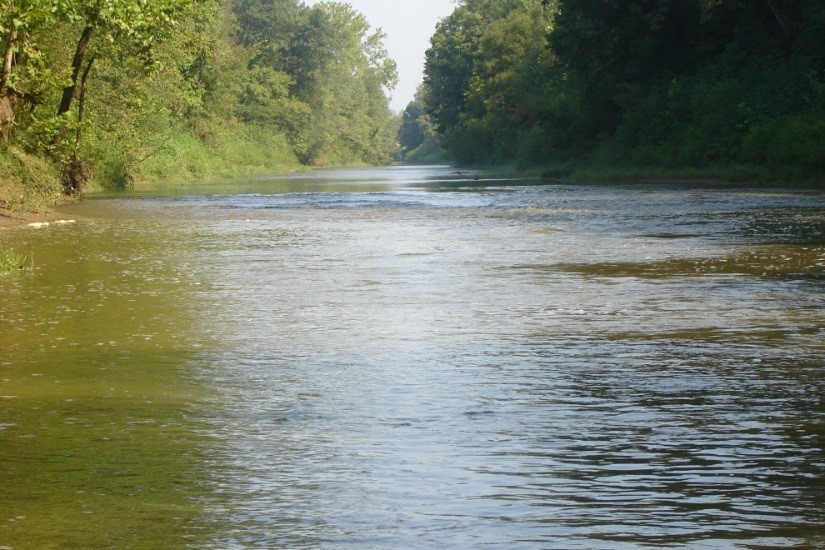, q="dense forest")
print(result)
[0,0,399,204]
[406,0,824,181]
[2,0,824,208]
